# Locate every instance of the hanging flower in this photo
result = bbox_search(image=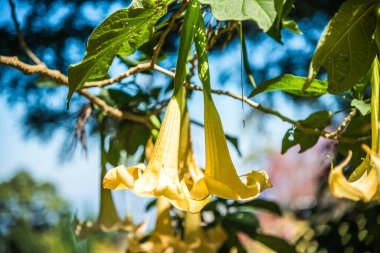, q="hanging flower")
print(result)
[190,12,272,201]
[103,88,211,212]
[329,58,380,202]
[190,98,272,201]
[328,151,378,202]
